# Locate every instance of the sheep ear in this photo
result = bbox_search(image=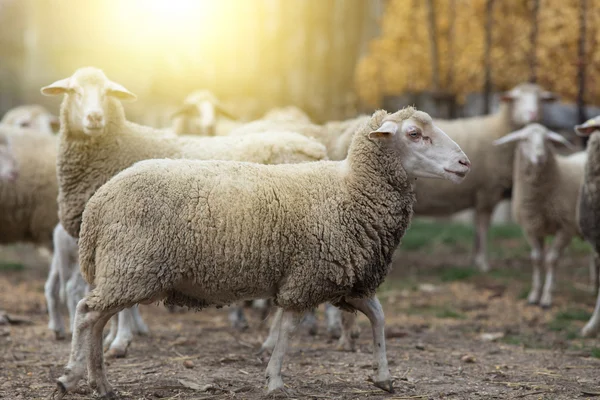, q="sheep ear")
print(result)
[493,127,529,146]
[368,121,398,139]
[499,92,515,102]
[106,80,137,102]
[214,102,238,120]
[170,103,198,120]
[41,77,72,96]
[575,118,600,137]
[541,91,558,102]
[546,131,574,149]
